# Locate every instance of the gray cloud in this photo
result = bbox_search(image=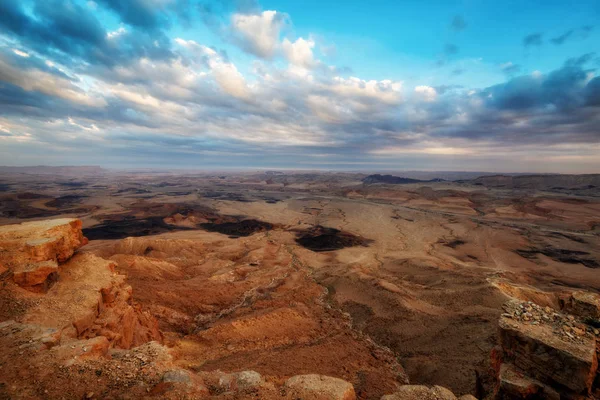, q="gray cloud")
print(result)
[444,43,459,56]
[551,30,574,45]
[523,33,543,47]
[0,0,175,68]
[451,15,467,32]
[500,62,521,76]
